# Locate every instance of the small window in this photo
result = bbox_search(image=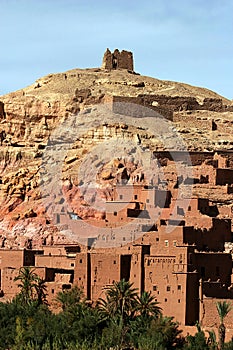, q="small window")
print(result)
[188,206,191,211]
[178,299,181,303]
[173,241,177,247]
[79,277,81,280]
[178,285,181,290]
[119,195,123,200]
[165,240,169,247]
[51,289,54,294]
[114,211,117,216]
[156,237,159,242]
[165,298,167,302]
[79,259,82,264]
[134,195,138,200]
[113,260,116,264]
[123,237,126,241]
[71,263,74,267]
[167,286,171,292]
[146,199,149,203]
[153,285,157,291]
